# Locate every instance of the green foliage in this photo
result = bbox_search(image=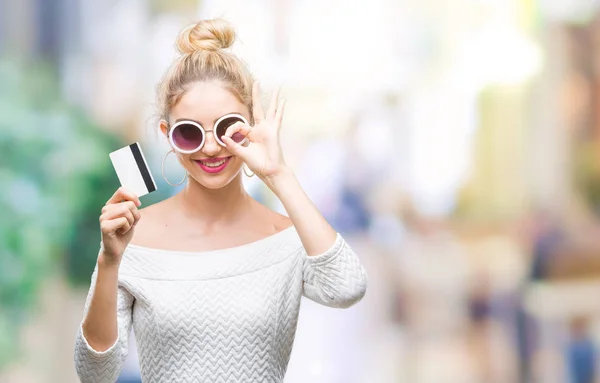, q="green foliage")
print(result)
[0,59,121,367]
